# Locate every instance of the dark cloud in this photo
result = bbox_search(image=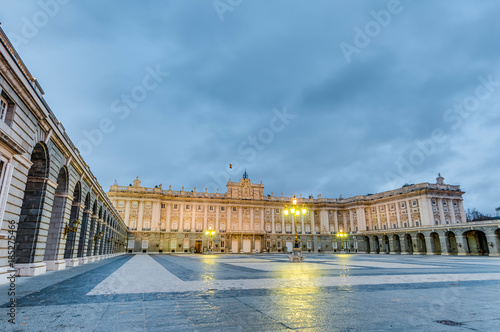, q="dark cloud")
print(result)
[1,0,499,214]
